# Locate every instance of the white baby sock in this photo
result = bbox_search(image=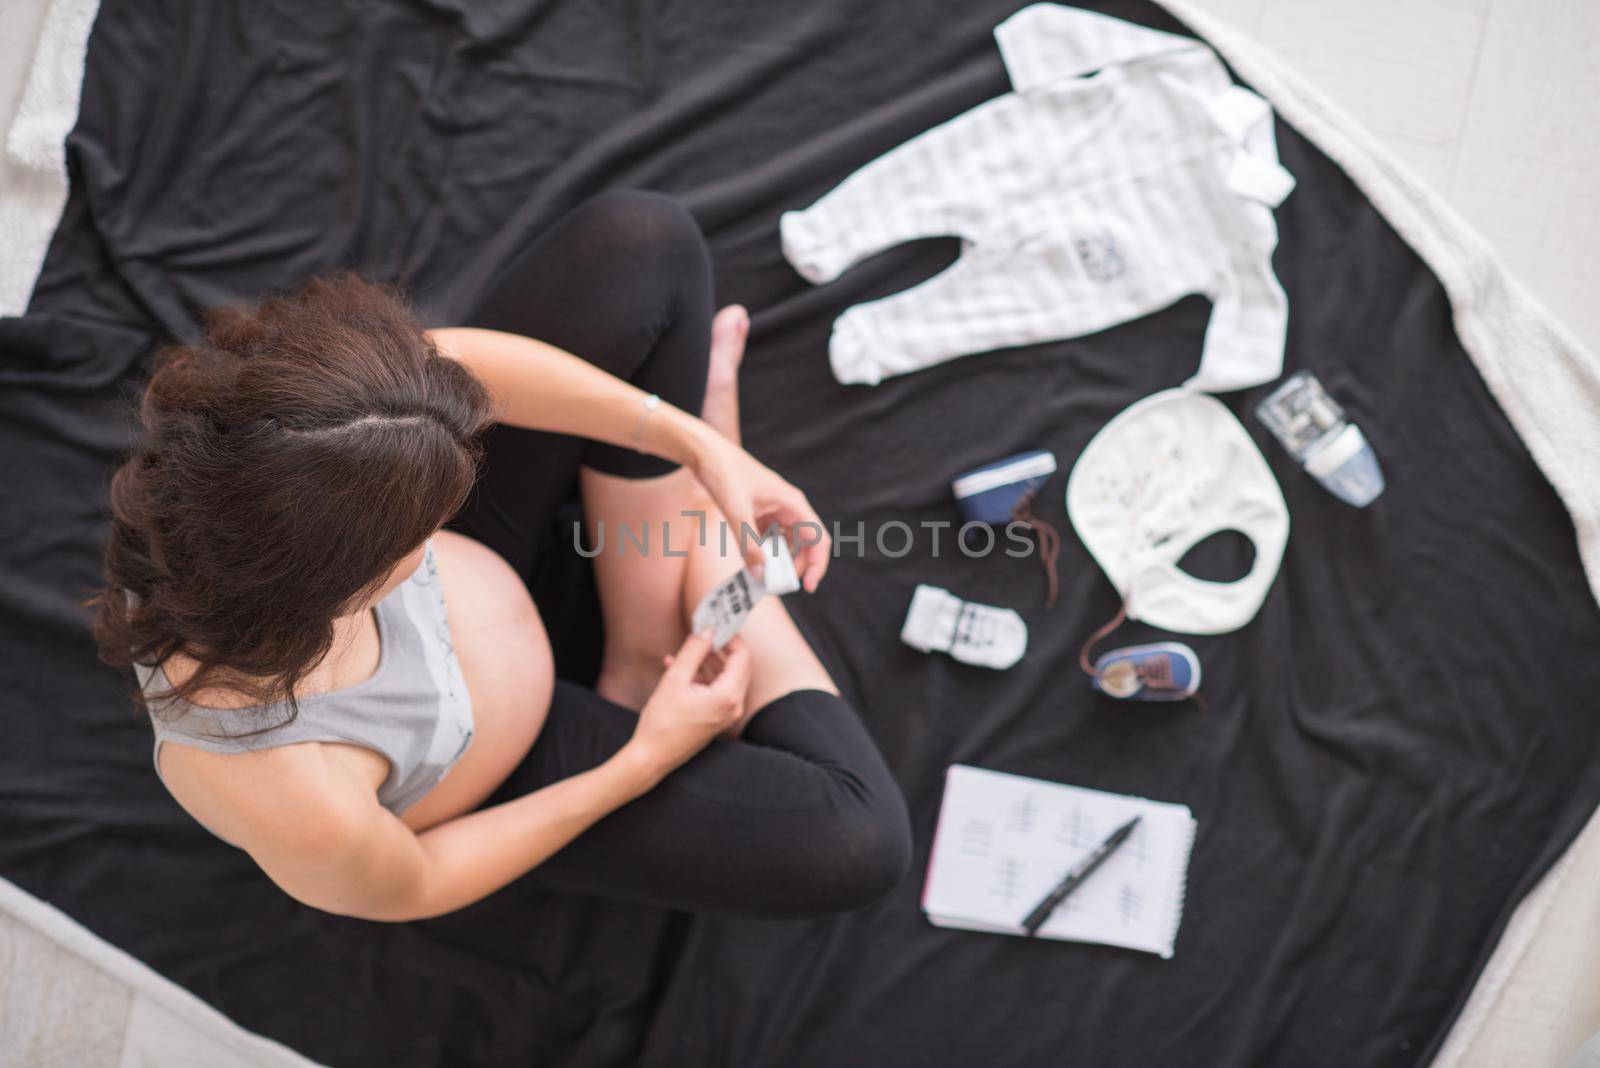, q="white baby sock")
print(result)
[900,584,1028,670]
